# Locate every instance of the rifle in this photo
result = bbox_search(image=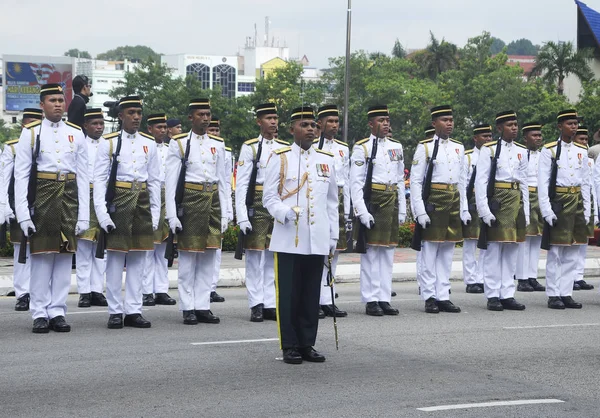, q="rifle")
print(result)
[165,134,191,266]
[355,130,379,254]
[18,131,40,264]
[410,138,439,251]
[95,132,122,259]
[477,140,502,250]
[234,136,264,260]
[541,141,562,251]
[326,255,339,350]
